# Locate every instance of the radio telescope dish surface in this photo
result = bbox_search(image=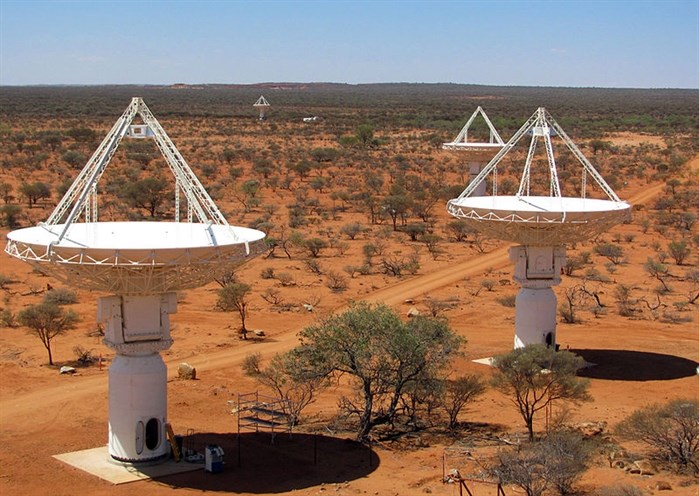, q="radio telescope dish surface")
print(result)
[448,196,631,246]
[3,97,266,465]
[4,96,267,293]
[447,107,631,349]
[6,222,266,294]
[447,106,632,237]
